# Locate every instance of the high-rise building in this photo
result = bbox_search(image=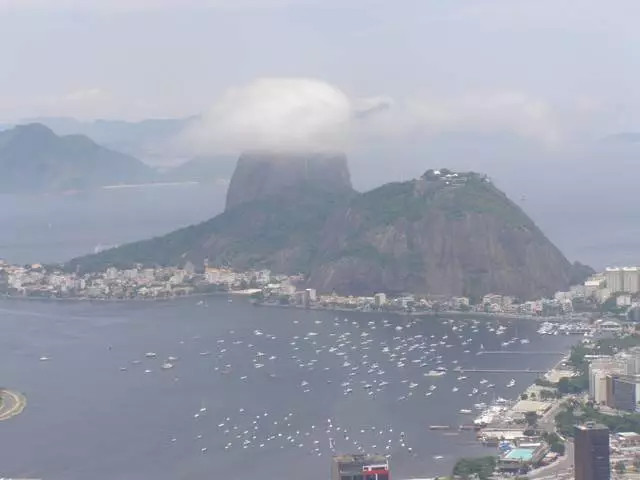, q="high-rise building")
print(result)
[574,423,610,480]
[610,375,640,412]
[623,267,640,294]
[331,454,389,480]
[605,267,624,294]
